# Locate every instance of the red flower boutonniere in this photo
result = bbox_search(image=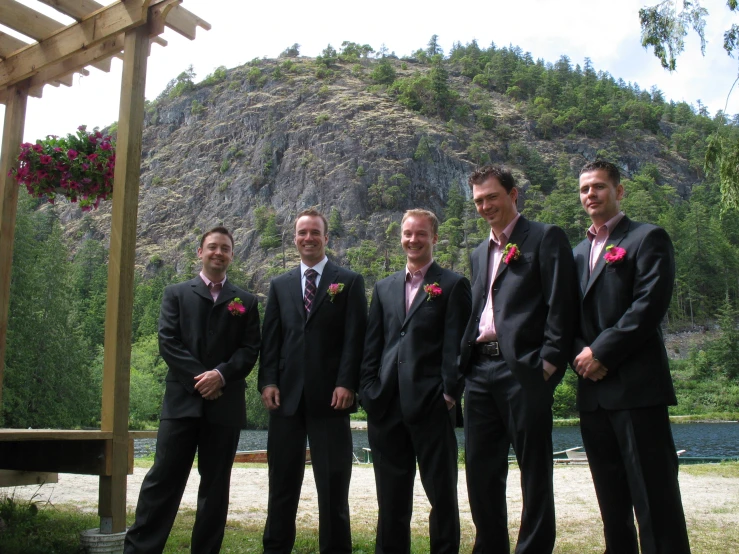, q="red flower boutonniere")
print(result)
[327,283,345,302]
[503,243,520,264]
[604,245,626,264]
[423,282,442,301]
[227,297,246,316]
